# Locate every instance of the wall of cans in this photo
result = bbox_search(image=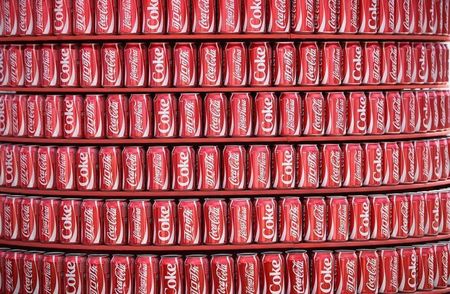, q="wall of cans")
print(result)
[1,0,450,293]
